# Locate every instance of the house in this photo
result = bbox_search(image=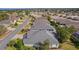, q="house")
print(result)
[23,17,59,48]
[9,12,19,24]
[23,30,59,48]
